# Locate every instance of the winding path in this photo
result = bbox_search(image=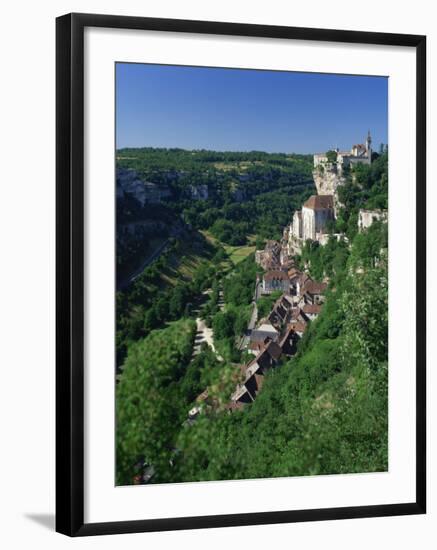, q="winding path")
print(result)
[193,317,224,361]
